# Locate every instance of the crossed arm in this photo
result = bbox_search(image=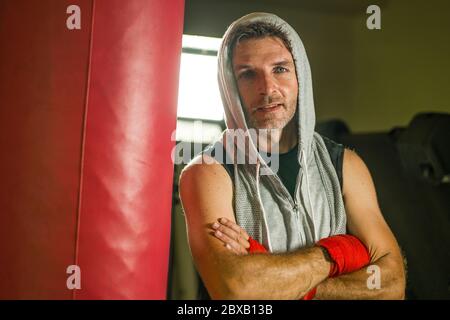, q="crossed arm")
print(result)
[179,149,406,299]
